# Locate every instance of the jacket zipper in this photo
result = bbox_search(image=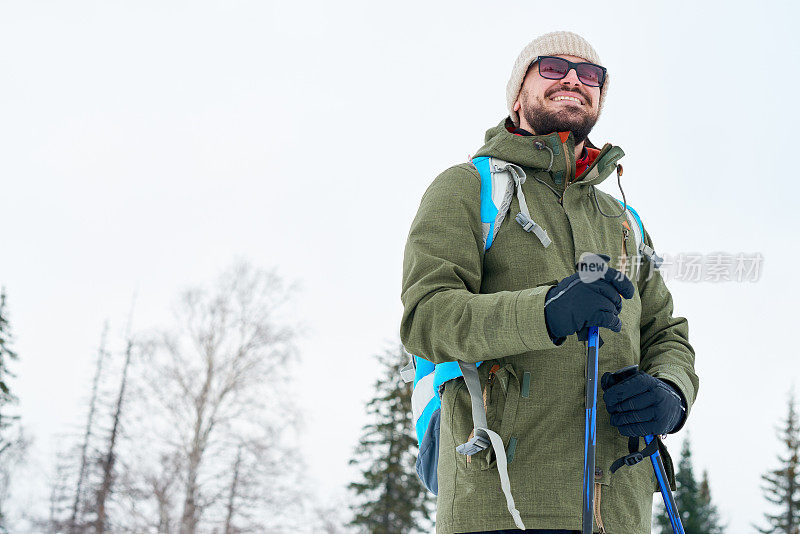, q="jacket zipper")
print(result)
[485,364,500,408]
[558,141,616,206]
[484,372,494,409]
[558,138,574,206]
[620,225,630,277]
